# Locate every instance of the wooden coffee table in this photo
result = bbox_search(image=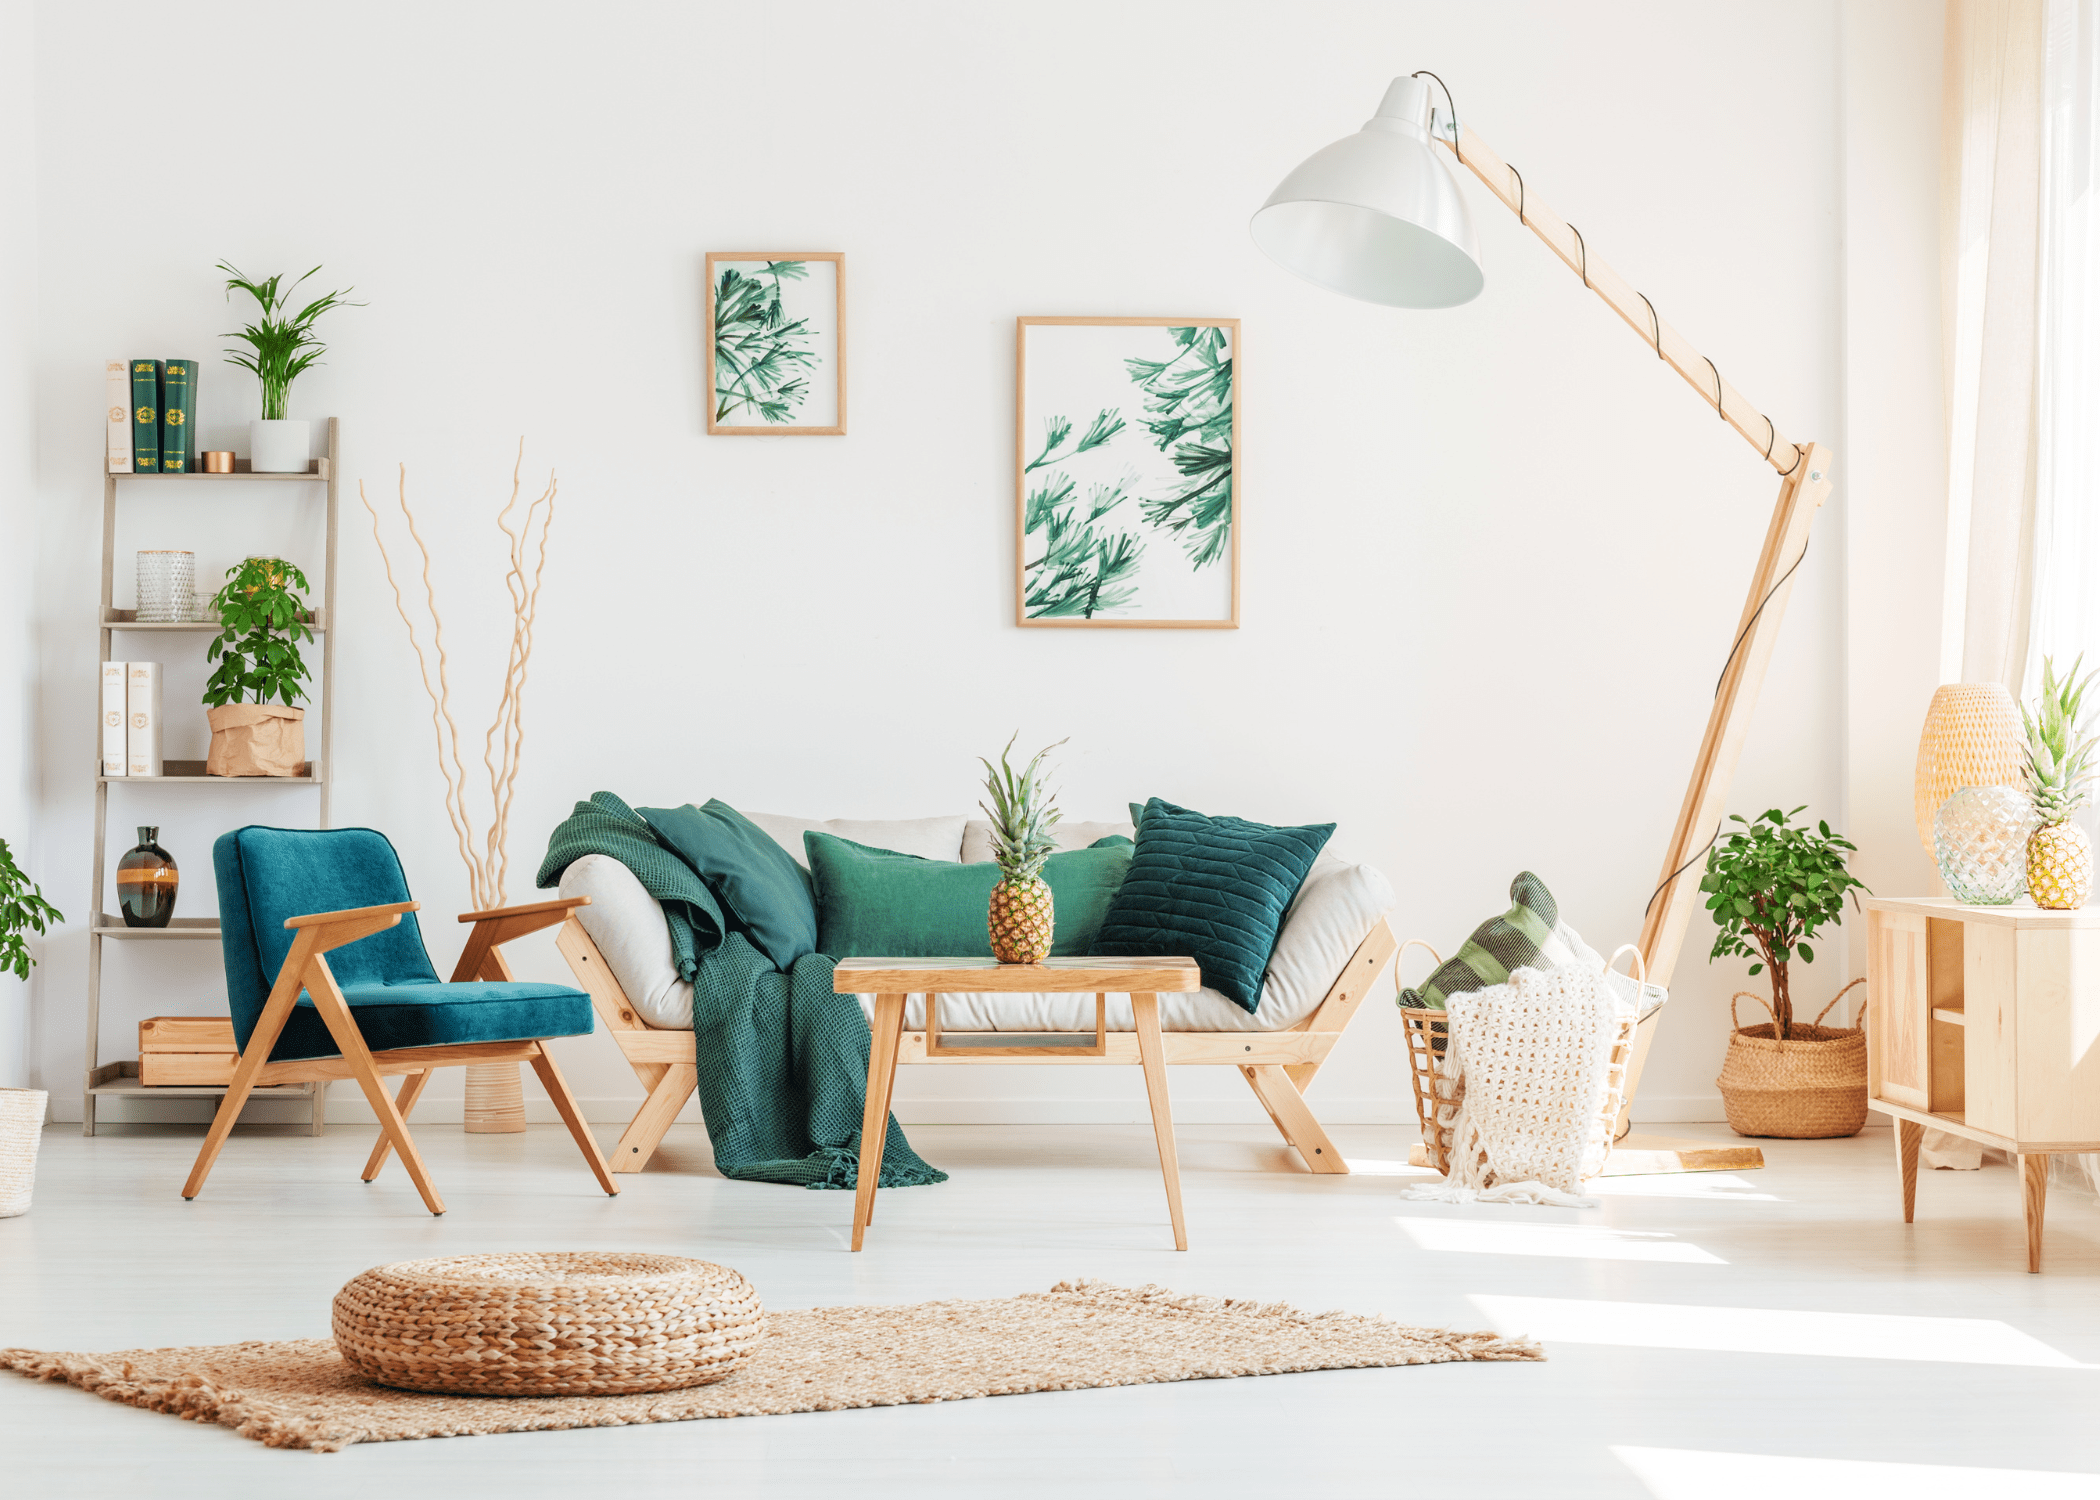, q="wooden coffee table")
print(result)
[834,955,1202,1252]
